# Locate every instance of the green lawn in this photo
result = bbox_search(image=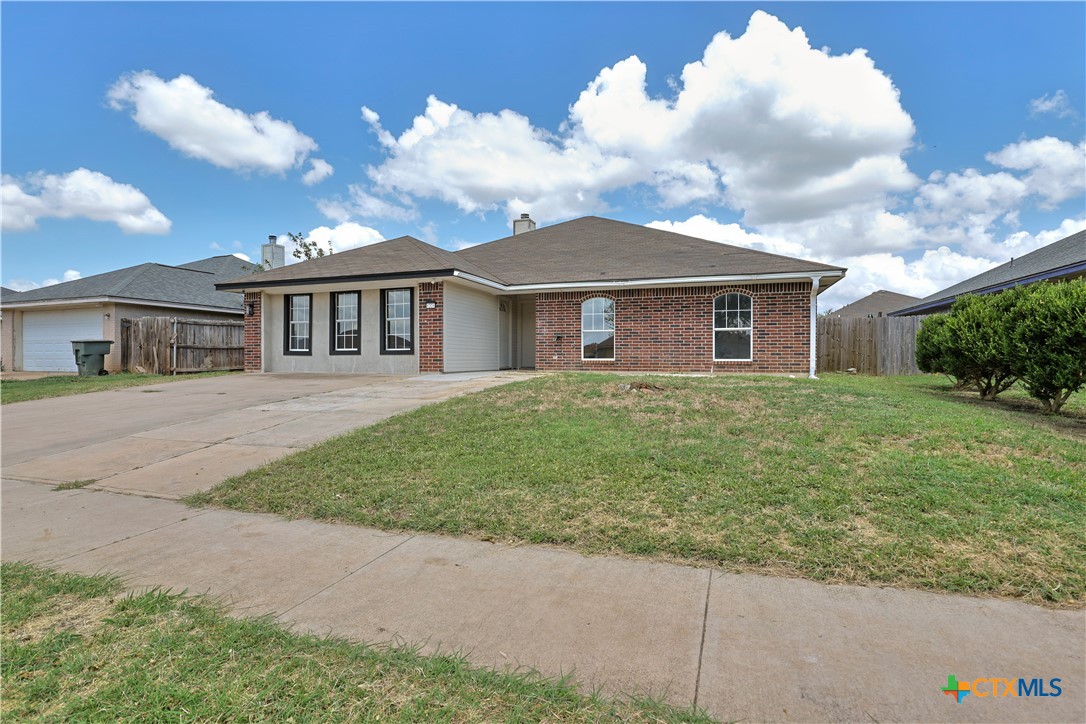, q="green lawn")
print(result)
[1,563,704,722]
[1,371,238,404]
[190,374,1086,607]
